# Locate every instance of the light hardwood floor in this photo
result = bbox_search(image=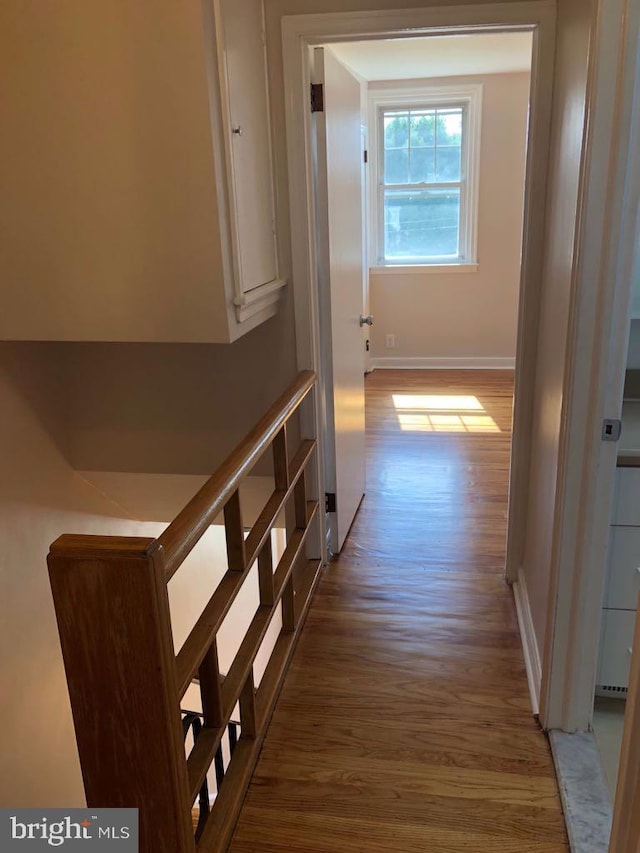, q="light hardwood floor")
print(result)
[229,370,569,852]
